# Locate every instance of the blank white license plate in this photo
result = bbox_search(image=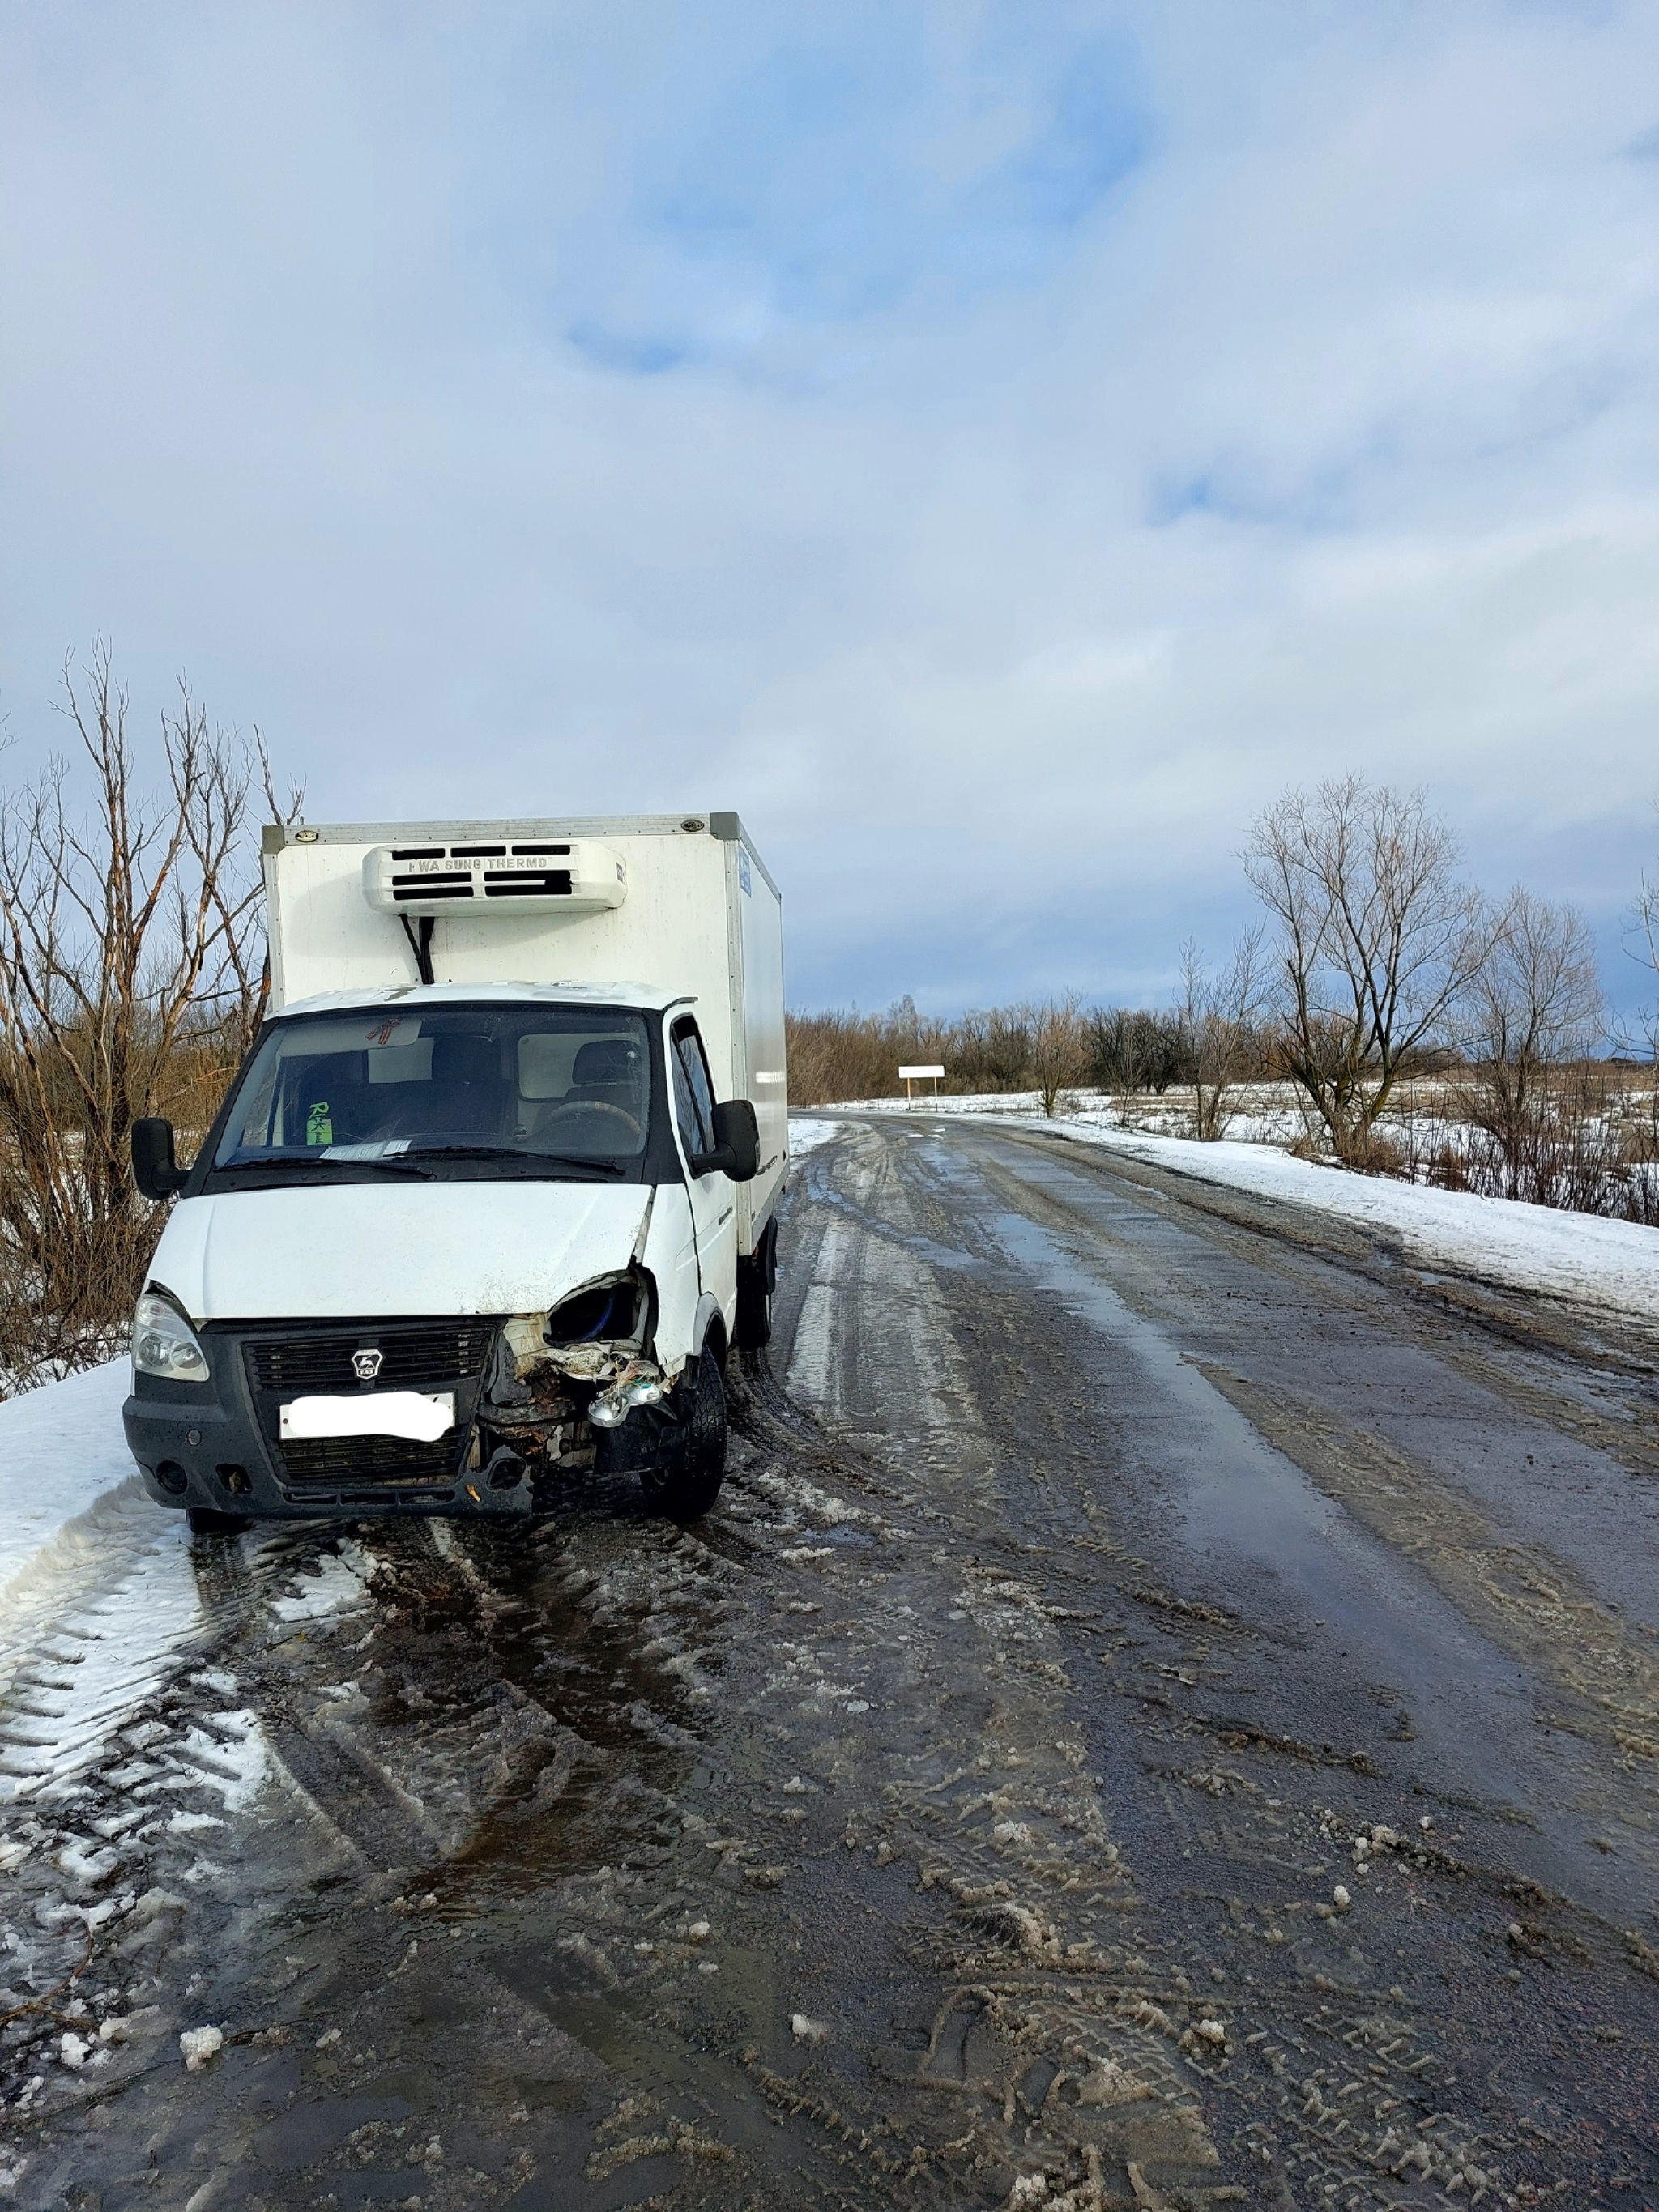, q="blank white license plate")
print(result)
[279,1392,455,1443]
